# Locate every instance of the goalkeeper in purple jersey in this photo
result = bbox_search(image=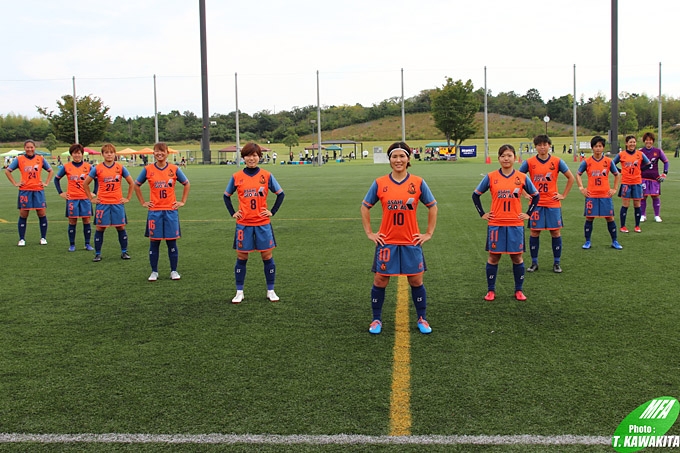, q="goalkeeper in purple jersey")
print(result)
[639,132,669,223]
